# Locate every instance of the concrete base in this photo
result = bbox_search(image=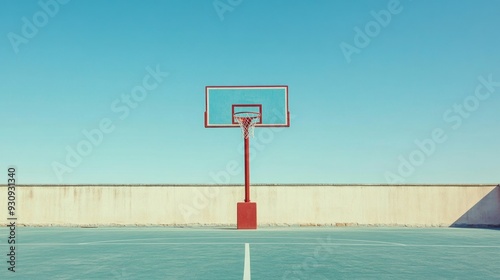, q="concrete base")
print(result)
[237,202,257,229]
